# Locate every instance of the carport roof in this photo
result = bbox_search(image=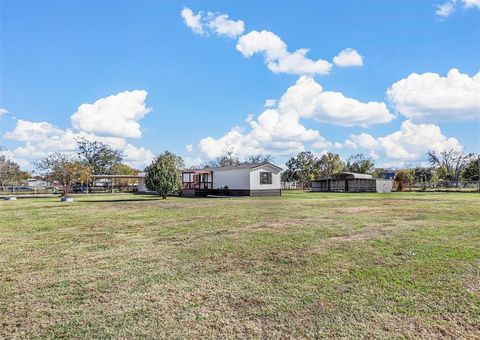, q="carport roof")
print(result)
[315,172,373,181]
